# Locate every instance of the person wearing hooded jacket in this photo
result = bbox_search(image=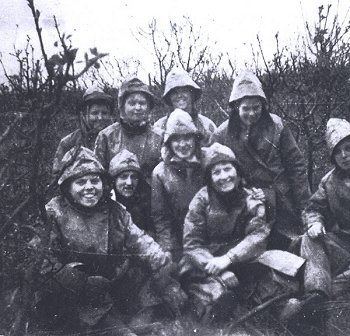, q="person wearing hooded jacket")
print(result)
[153,67,216,147]
[214,70,310,250]
[52,85,114,175]
[95,78,162,183]
[152,108,204,262]
[34,147,186,335]
[109,149,154,235]
[181,142,274,322]
[280,118,350,320]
